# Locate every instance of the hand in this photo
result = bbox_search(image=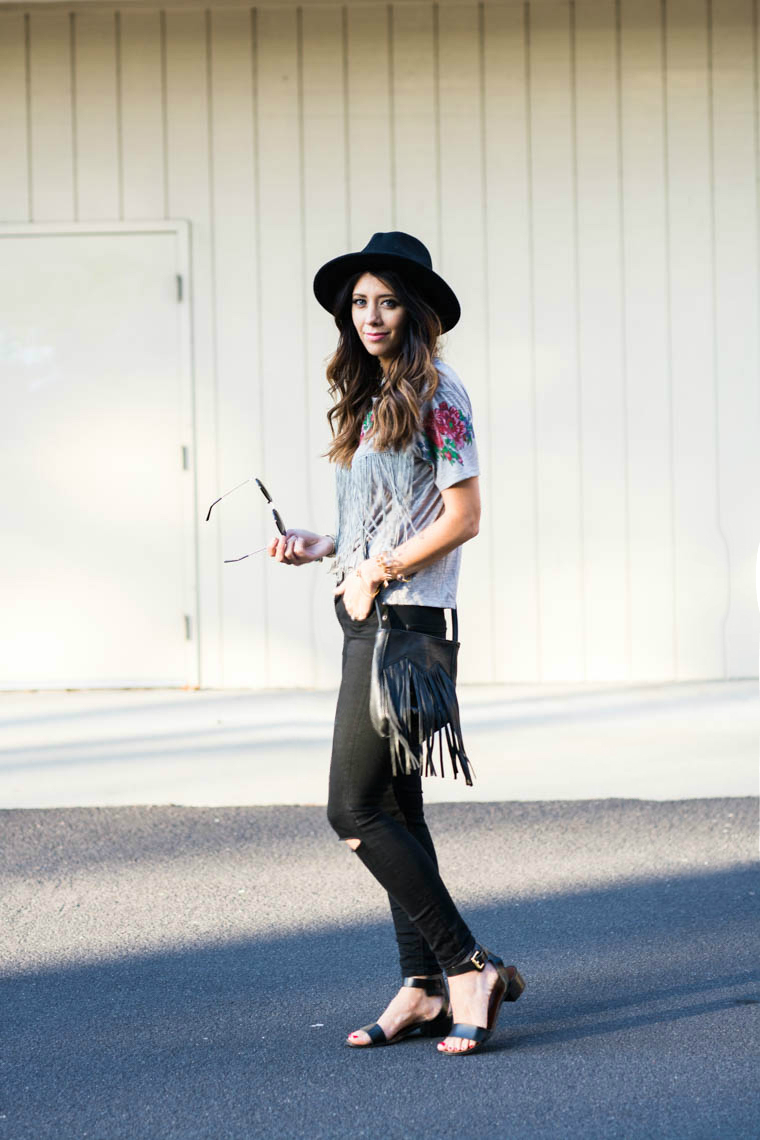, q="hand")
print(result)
[267,529,333,566]
[334,560,383,620]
